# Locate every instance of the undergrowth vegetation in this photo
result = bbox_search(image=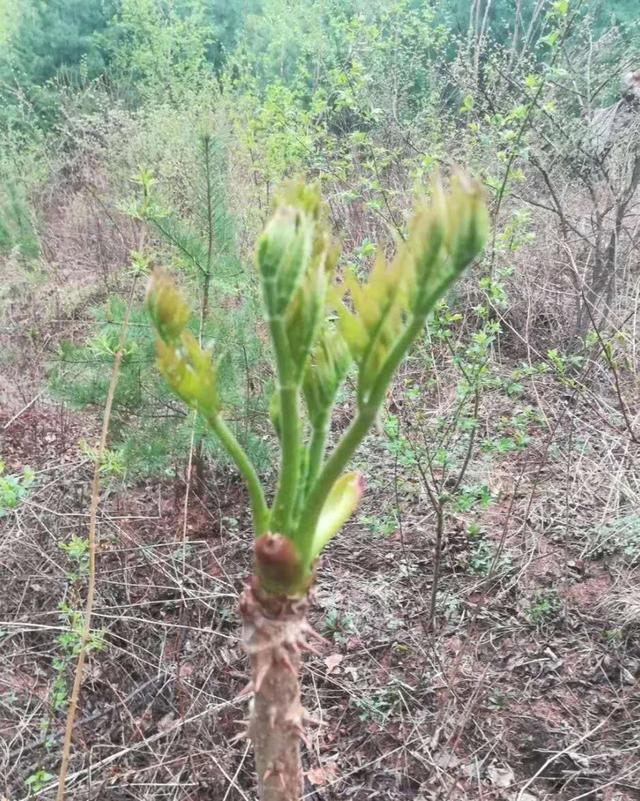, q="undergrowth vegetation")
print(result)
[0,1,639,800]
